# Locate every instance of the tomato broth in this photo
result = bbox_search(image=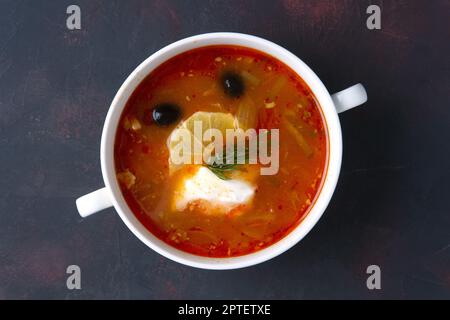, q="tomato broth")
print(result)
[115,45,328,257]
